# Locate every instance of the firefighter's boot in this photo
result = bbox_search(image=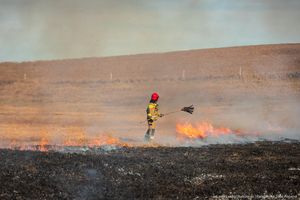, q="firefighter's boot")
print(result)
[144,129,151,141]
[150,129,155,140]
